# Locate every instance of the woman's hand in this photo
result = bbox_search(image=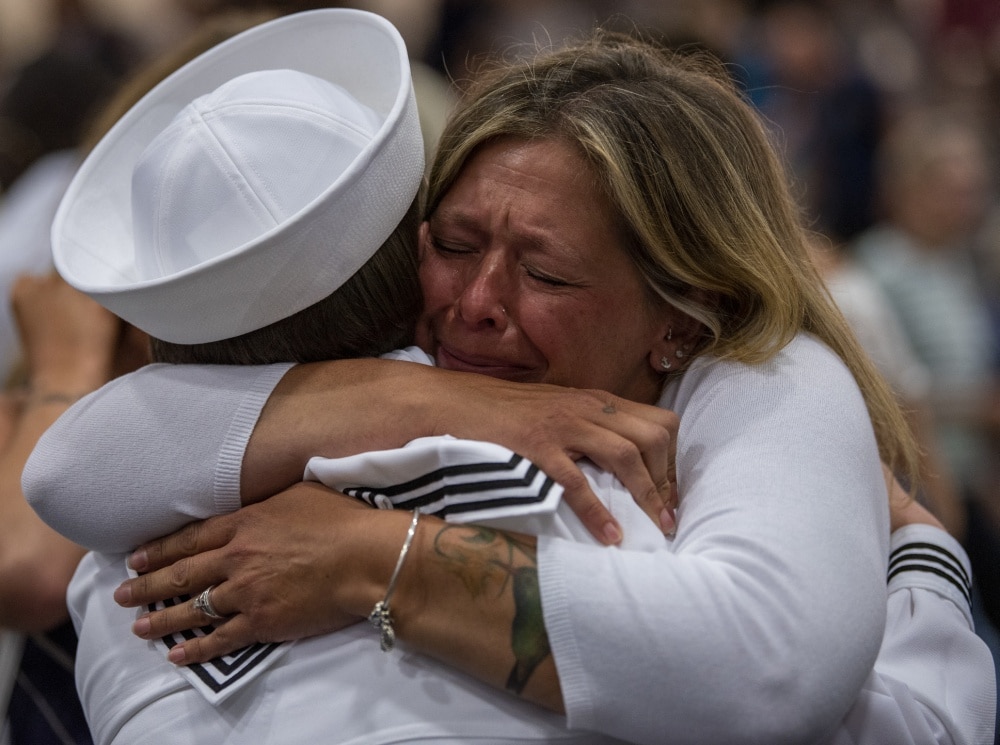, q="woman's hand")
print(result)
[115,482,398,664]
[437,374,680,542]
[117,481,565,710]
[246,361,679,544]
